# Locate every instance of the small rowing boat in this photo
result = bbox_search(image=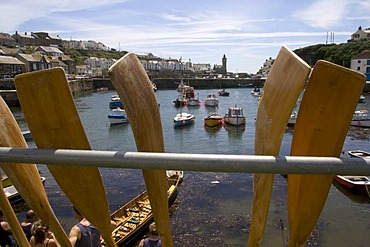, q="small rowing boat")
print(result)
[333,150,370,199]
[101,174,181,246]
